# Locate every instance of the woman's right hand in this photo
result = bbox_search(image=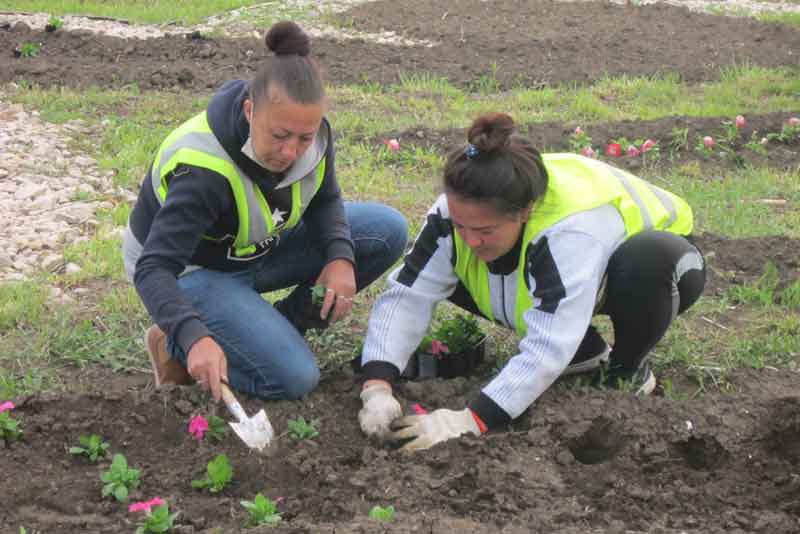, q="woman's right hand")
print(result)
[187,336,229,402]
